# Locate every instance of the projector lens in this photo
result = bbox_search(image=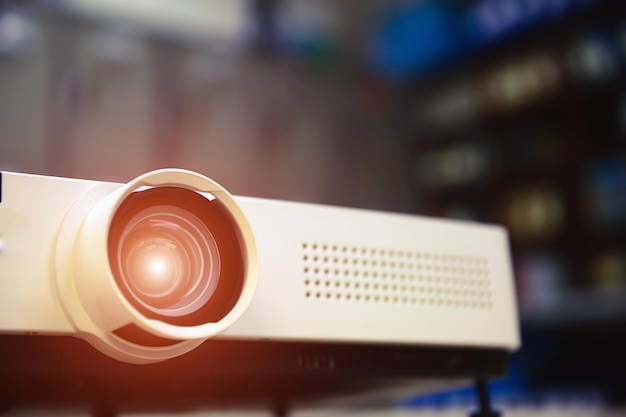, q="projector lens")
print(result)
[118,206,220,317]
[108,186,246,326]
